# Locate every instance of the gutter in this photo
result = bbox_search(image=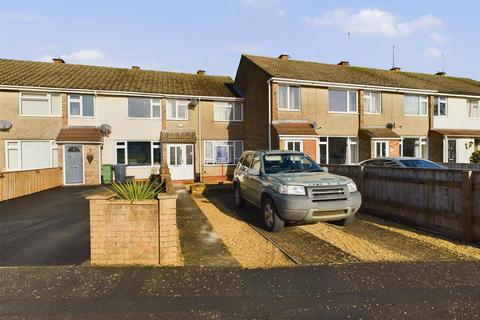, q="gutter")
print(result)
[267,79,272,150]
